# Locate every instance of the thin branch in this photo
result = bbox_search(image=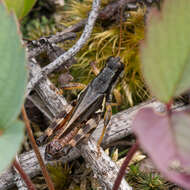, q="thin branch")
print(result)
[21,106,55,190]
[25,0,101,97]
[26,32,77,59]
[13,160,36,190]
